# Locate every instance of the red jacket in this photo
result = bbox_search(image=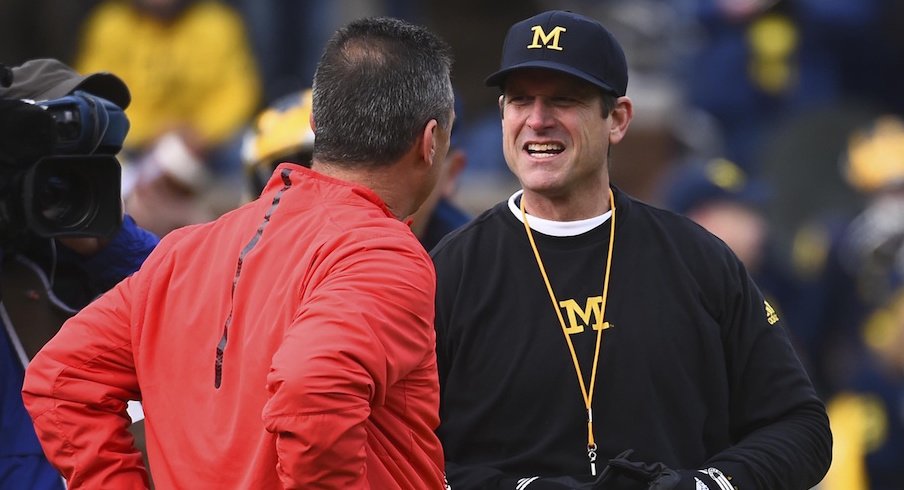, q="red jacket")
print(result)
[22,164,446,489]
